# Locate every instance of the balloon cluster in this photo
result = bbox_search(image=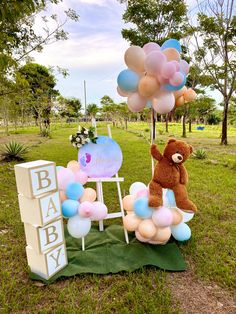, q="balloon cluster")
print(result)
[117,39,197,114]
[122,182,194,244]
[57,160,108,239]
